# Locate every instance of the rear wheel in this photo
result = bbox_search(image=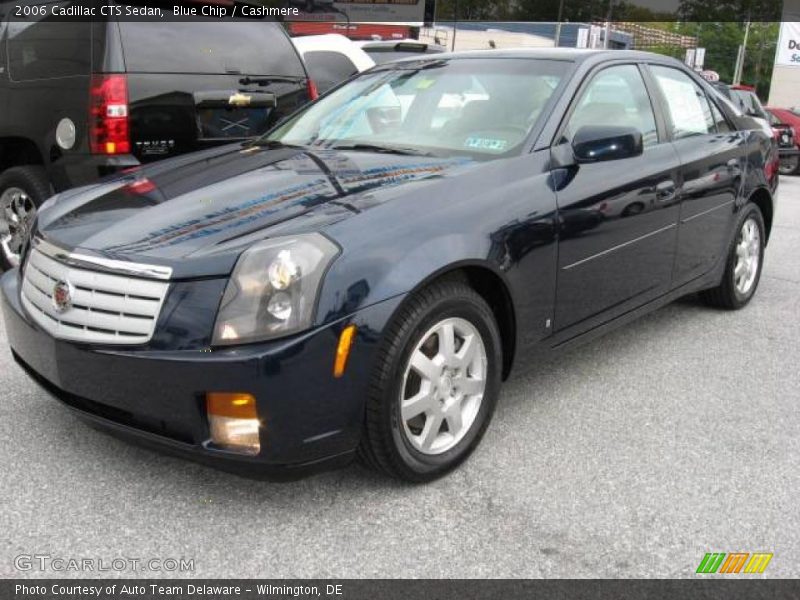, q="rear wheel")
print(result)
[358,278,502,482]
[701,203,765,310]
[0,166,51,270]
